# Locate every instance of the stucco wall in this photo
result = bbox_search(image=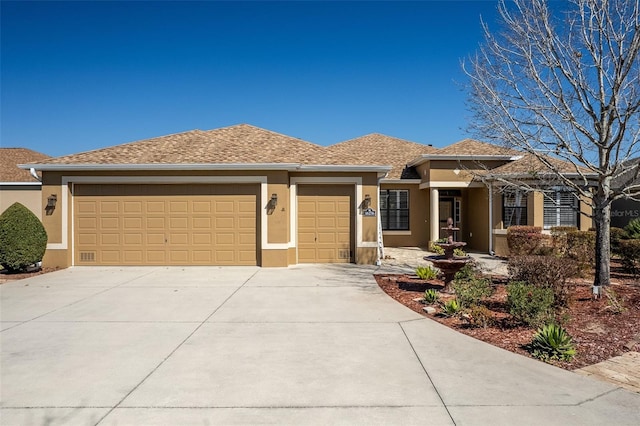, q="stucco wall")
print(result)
[380,183,429,247]
[0,185,43,219]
